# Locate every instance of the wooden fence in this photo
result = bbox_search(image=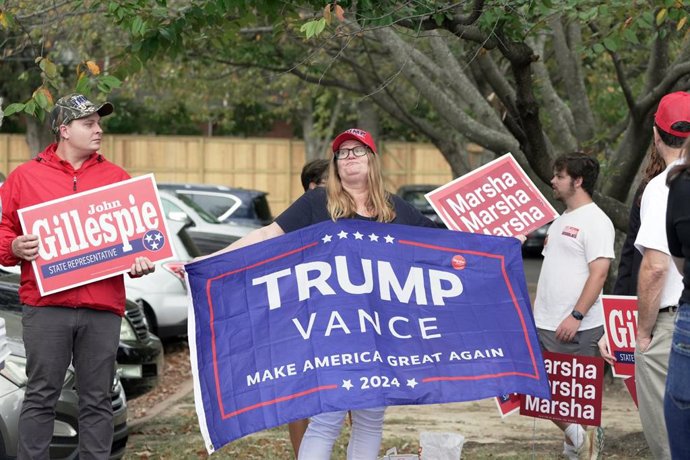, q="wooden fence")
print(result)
[0,134,463,214]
